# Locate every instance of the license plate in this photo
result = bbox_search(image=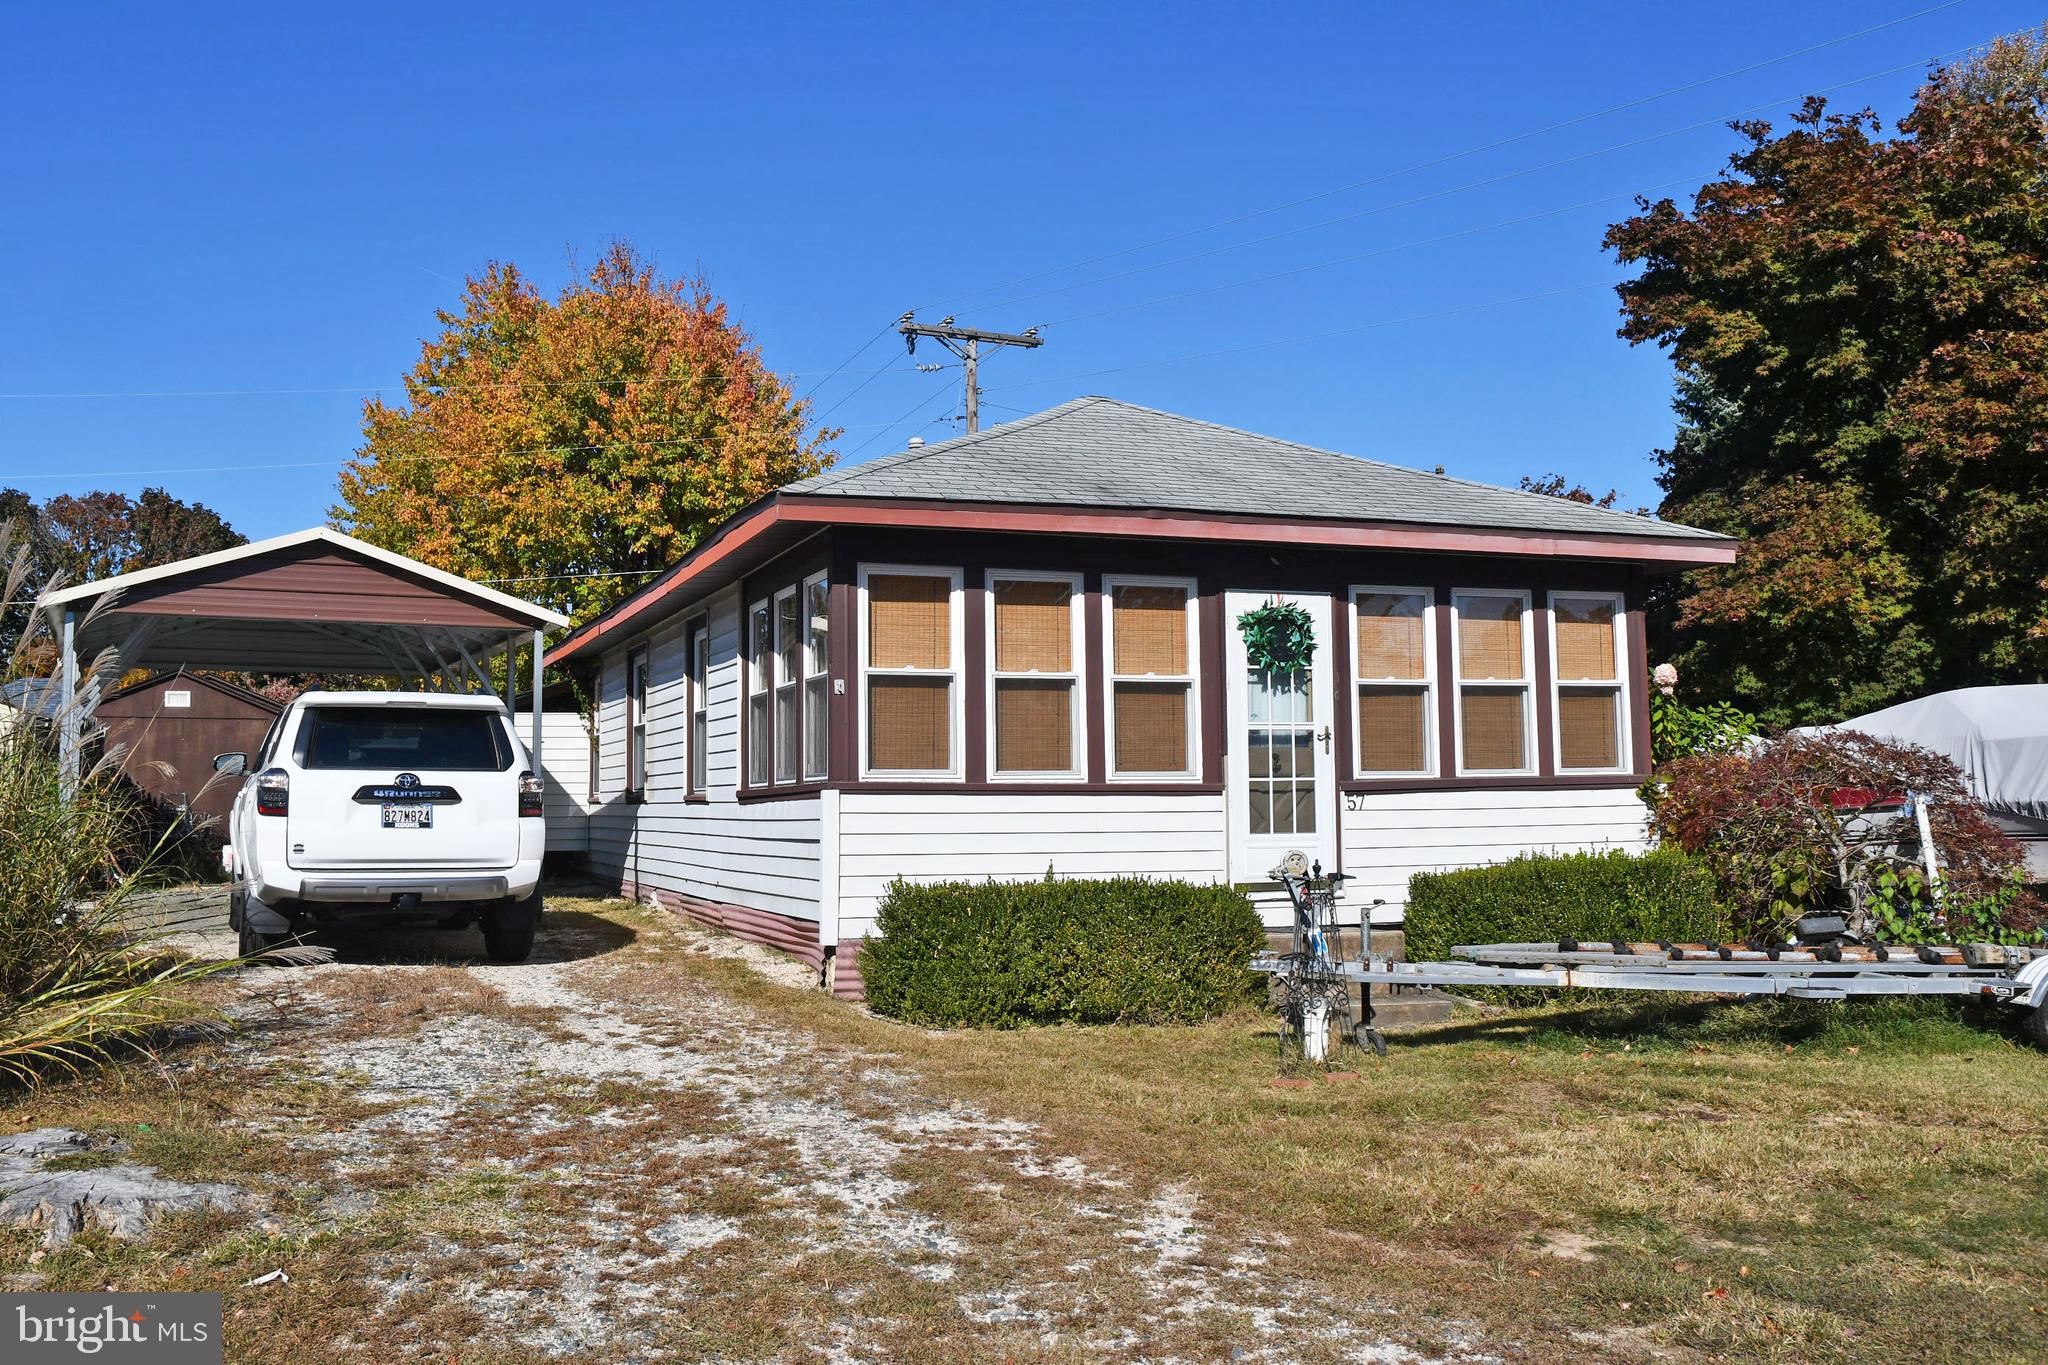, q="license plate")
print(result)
[381,803,432,829]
